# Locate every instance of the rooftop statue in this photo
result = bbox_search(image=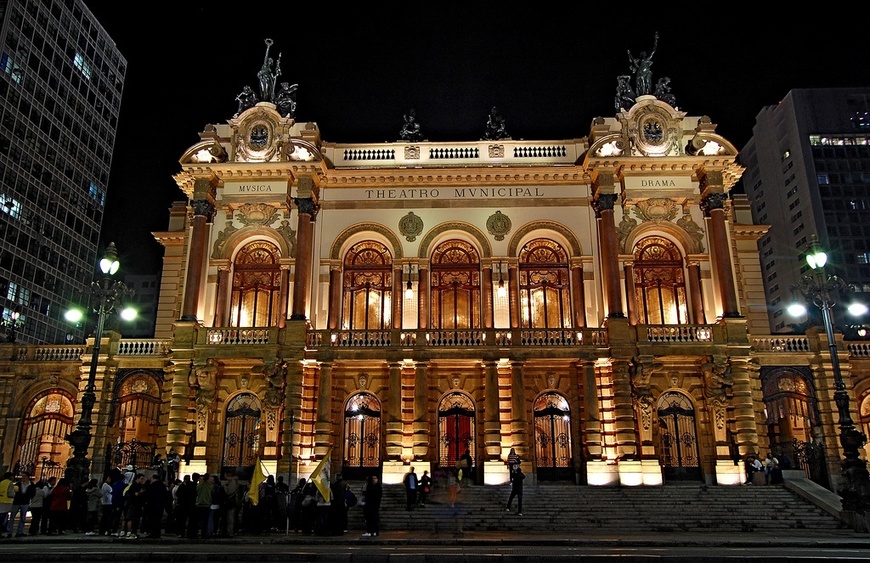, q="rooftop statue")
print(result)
[257,38,282,104]
[616,33,677,111]
[276,82,298,118]
[627,32,658,96]
[483,106,509,140]
[399,109,424,142]
[234,85,259,117]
